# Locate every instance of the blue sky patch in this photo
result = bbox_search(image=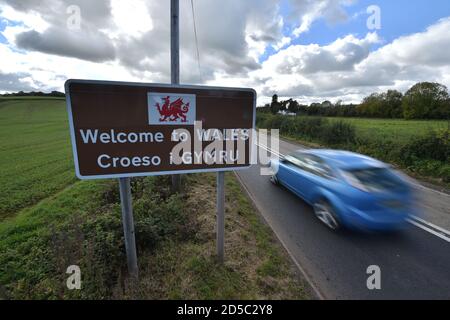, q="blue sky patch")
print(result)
[260,0,450,63]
